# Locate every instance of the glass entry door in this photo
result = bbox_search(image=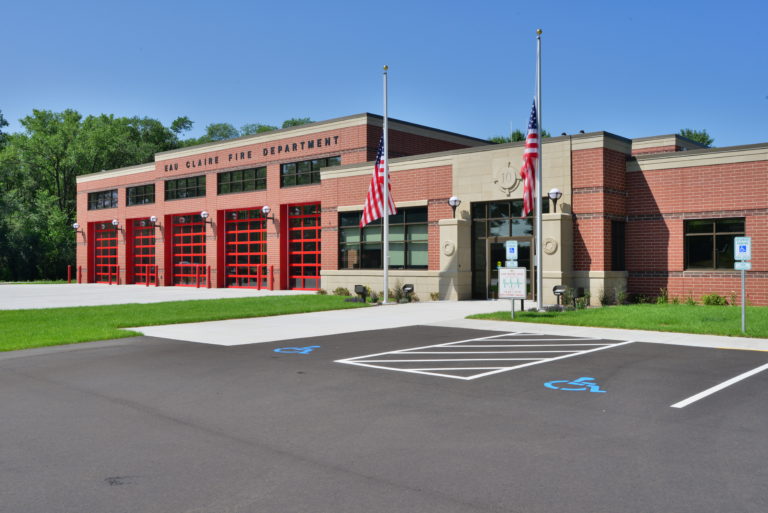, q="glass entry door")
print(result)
[486,237,533,299]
